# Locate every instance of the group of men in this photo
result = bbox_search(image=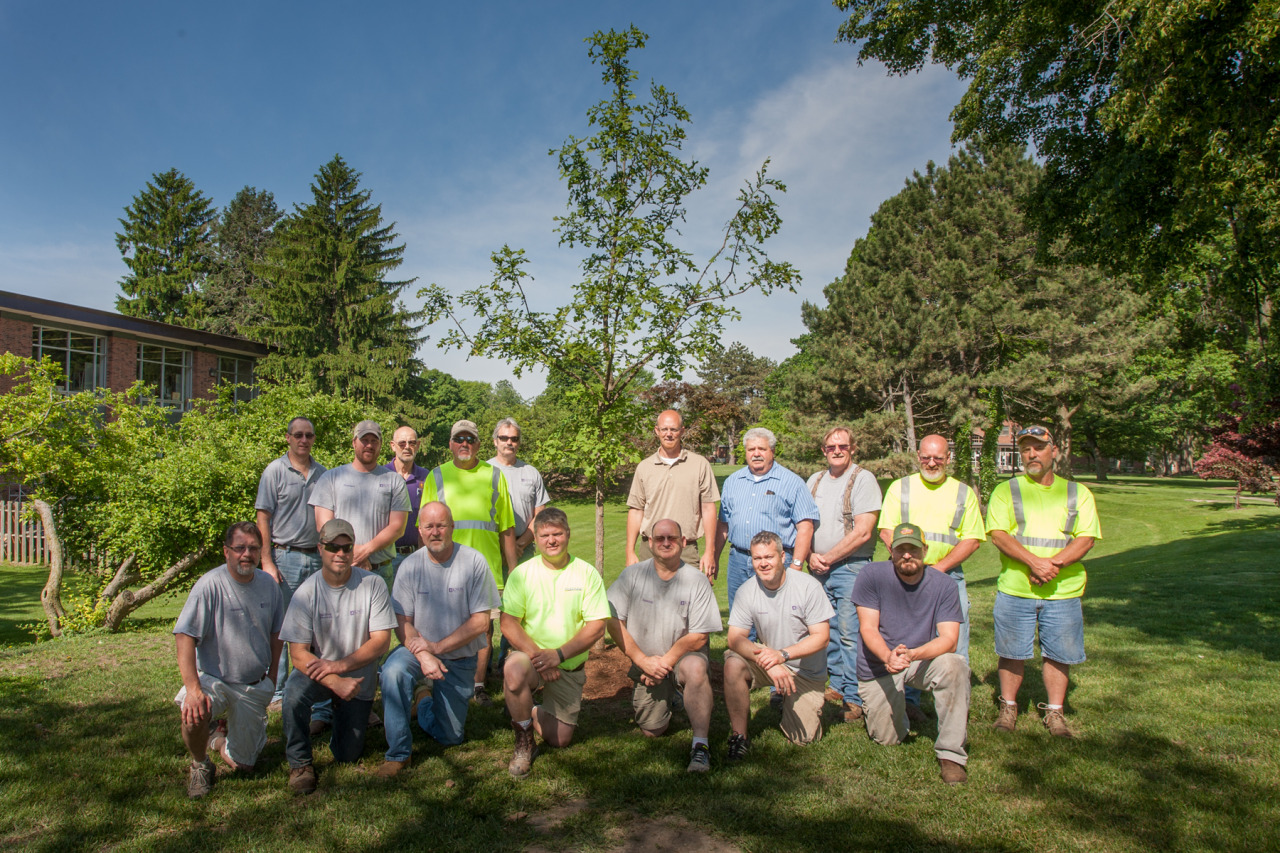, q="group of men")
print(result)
[174,410,1099,797]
